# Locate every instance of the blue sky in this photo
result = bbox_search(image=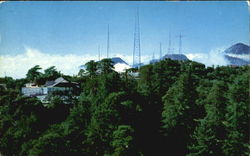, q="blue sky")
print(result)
[0,1,249,78]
